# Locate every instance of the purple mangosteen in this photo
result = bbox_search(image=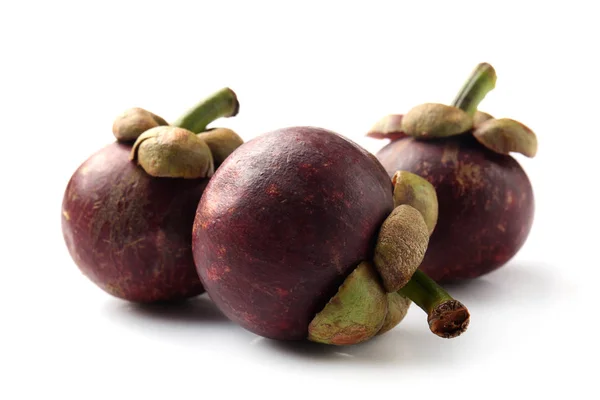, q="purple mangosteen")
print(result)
[62,88,243,303]
[192,126,470,344]
[368,63,537,282]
